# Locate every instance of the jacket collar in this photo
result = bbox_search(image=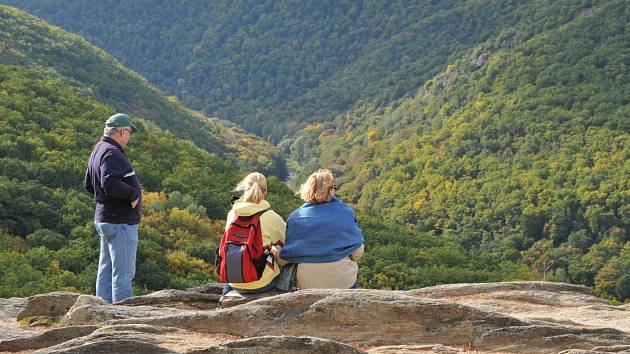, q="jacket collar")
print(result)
[101,136,125,154]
